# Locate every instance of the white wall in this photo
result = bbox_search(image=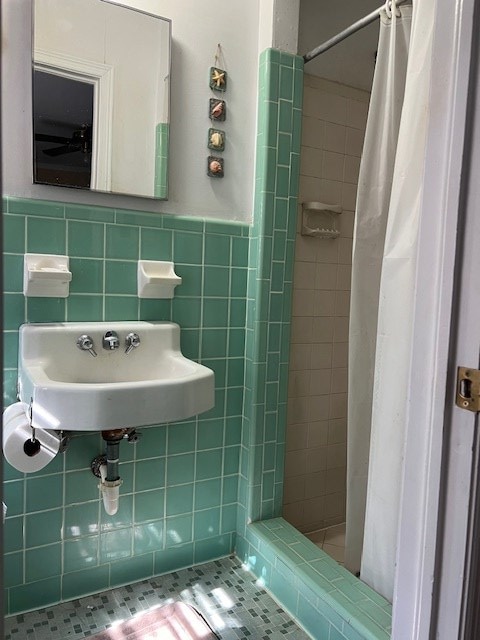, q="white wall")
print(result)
[2,0,263,221]
[283,74,369,534]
